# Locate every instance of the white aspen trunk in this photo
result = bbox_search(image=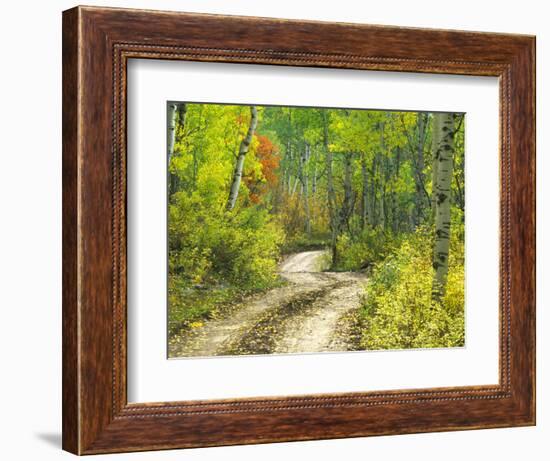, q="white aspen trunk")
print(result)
[370,155,378,227]
[287,110,294,196]
[431,113,442,219]
[167,103,178,162]
[432,112,455,300]
[281,141,289,196]
[303,142,311,236]
[287,174,292,195]
[380,188,386,229]
[292,176,300,196]
[286,142,293,195]
[323,111,338,264]
[392,146,401,233]
[361,152,369,230]
[226,106,258,211]
[312,148,318,194]
[341,152,354,233]
[413,114,426,226]
[379,123,387,230]
[168,103,187,195]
